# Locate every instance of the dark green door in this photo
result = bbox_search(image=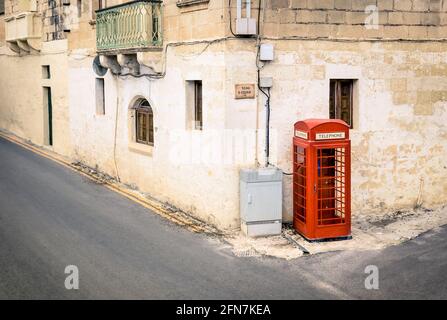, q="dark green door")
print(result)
[48,87,52,146]
[44,87,53,146]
